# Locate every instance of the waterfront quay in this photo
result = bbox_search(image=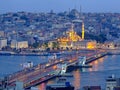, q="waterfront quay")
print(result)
[0,49,108,89]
